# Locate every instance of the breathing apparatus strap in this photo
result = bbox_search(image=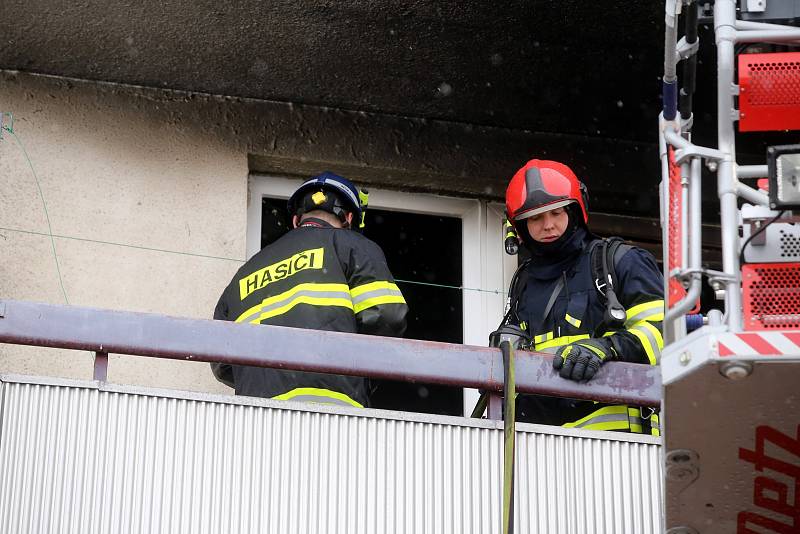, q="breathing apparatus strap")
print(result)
[590,237,631,331]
